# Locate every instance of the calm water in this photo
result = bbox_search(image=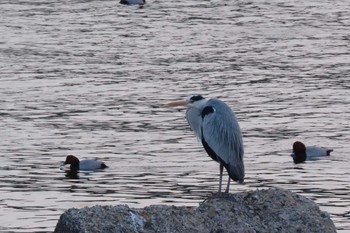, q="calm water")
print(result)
[1,0,349,232]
